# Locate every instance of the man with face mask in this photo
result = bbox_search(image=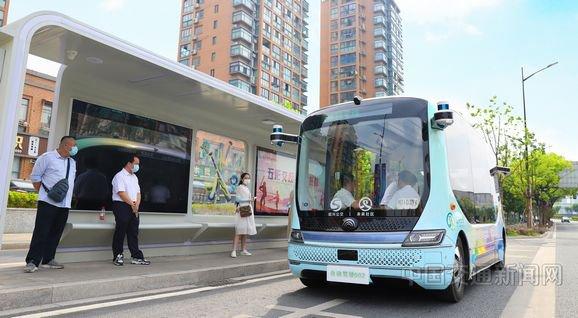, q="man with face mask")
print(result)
[24,136,78,273]
[111,154,149,266]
